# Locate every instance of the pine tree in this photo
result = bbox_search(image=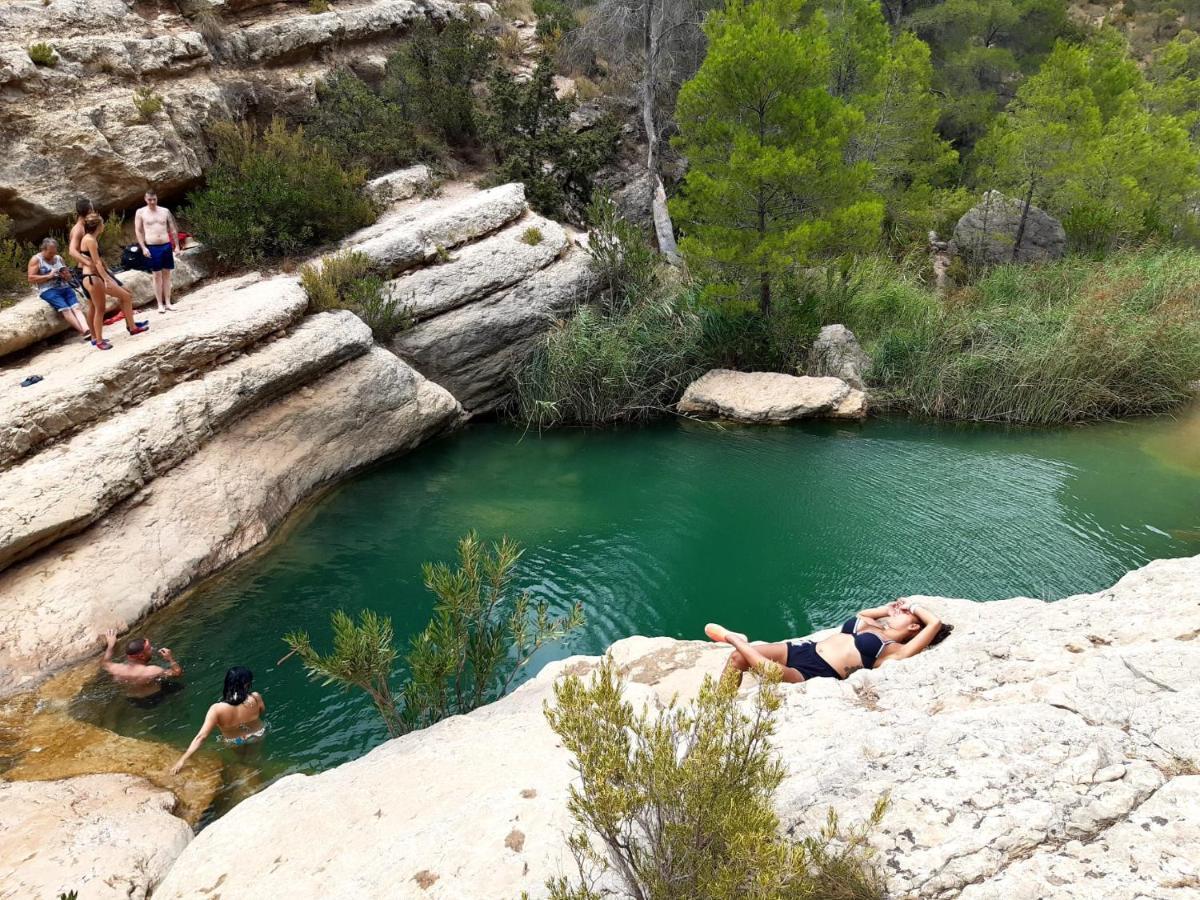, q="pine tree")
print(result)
[671,0,881,314]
